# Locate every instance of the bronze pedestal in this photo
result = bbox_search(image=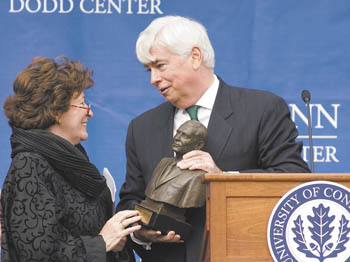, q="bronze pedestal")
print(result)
[135,198,192,240]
